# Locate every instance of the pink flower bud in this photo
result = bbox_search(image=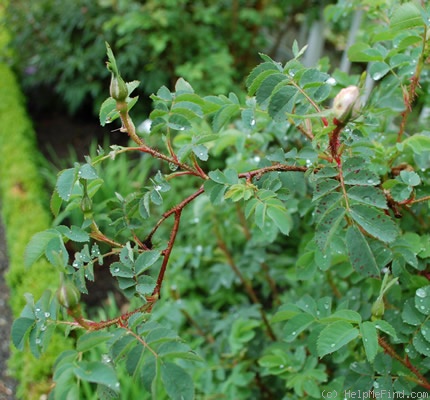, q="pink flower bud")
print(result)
[332,85,361,123]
